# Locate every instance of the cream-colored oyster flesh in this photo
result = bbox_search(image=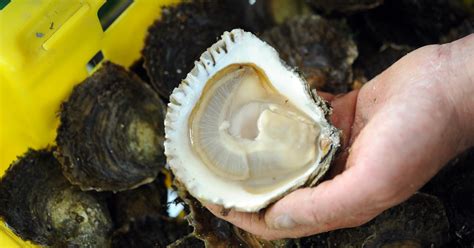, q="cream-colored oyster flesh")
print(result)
[165,29,339,212]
